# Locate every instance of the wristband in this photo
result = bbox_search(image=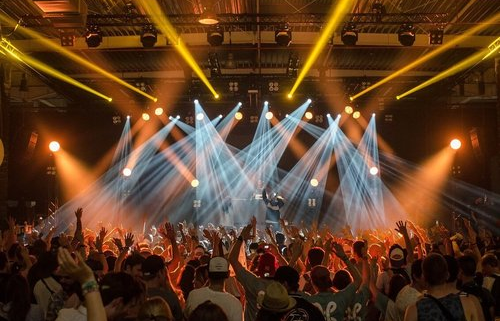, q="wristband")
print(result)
[81,280,99,296]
